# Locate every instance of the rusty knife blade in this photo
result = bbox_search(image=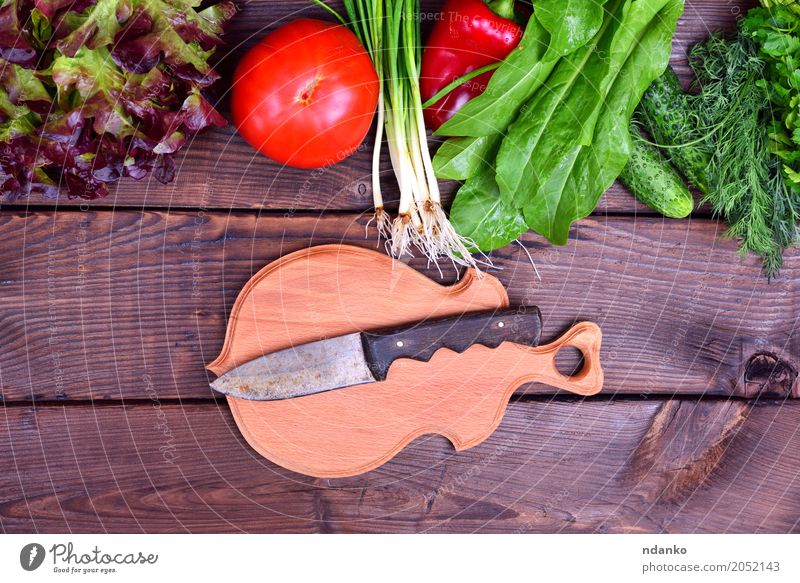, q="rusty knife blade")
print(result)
[210,332,376,401]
